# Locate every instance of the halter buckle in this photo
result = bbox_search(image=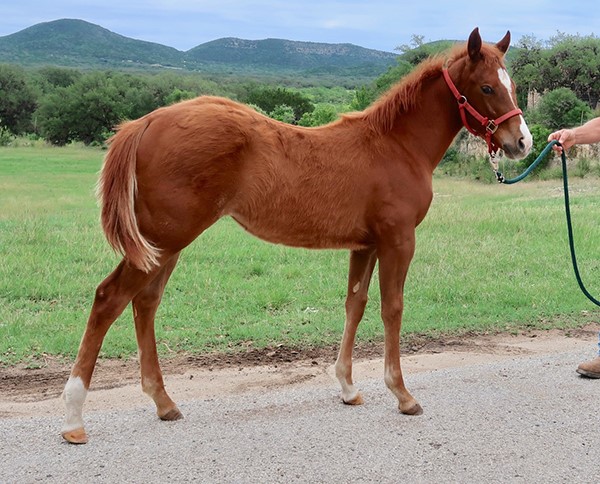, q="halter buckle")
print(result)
[486,120,498,134]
